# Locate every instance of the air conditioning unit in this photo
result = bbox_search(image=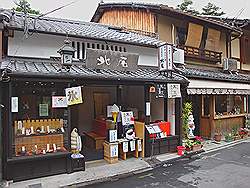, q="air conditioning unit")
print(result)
[223,58,238,71]
[173,47,184,65]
